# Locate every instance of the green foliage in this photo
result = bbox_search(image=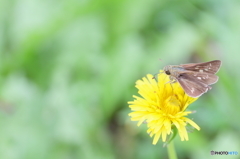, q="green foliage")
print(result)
[0,0,240,158]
